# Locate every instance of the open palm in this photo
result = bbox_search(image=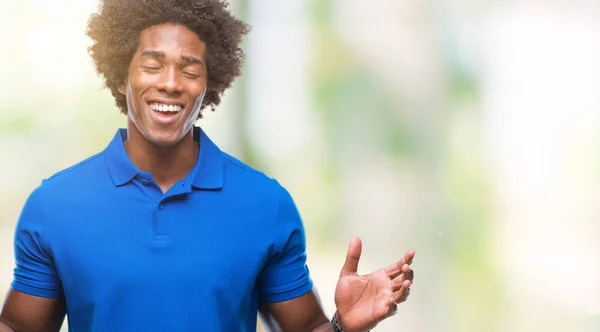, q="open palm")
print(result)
[334,237,414,332]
